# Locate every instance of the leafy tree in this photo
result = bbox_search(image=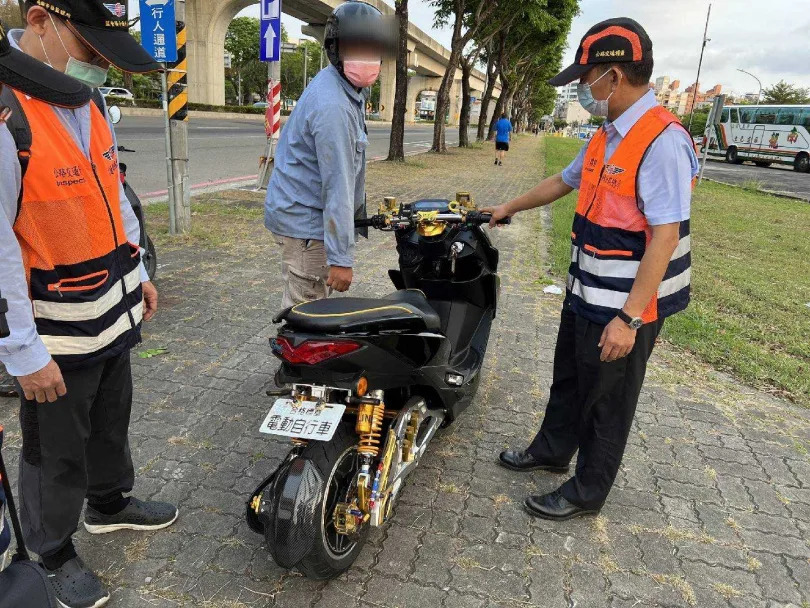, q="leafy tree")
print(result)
[458,45,483,147]
[763,80,810,105]
[387,0,410,161]
[480,0,577,141]
[280,40,324,102]
[104,31,160,101]
[0,0,23,28]
[681,109,710,136]
[476,37,502,141]
[553,118,567,130]
[589,116,605,127]
[429,0,500,152]
[225,17,261,105]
